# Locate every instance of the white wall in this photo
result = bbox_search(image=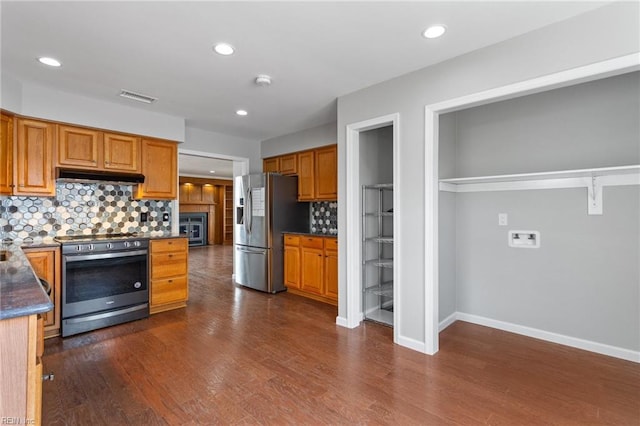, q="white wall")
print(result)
[337,2,640,348]
[0,73,22,112]
[261,121,336,159]
[18,81,185,142]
